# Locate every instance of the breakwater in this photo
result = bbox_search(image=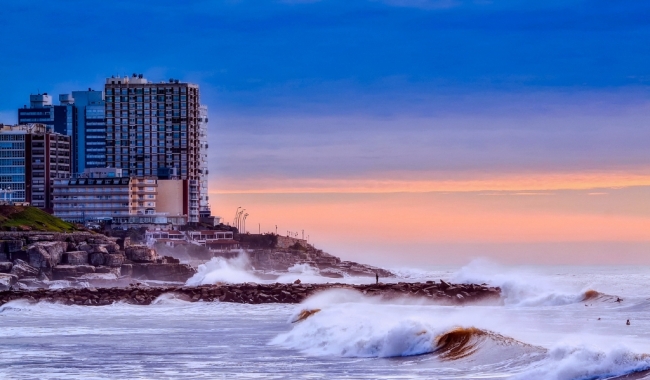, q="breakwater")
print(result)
[0,281,500,306]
